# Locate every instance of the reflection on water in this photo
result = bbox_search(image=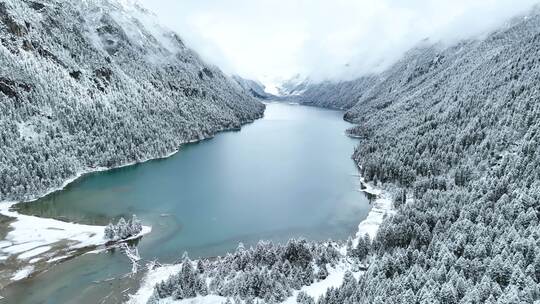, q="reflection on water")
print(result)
[6,102,369,304]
